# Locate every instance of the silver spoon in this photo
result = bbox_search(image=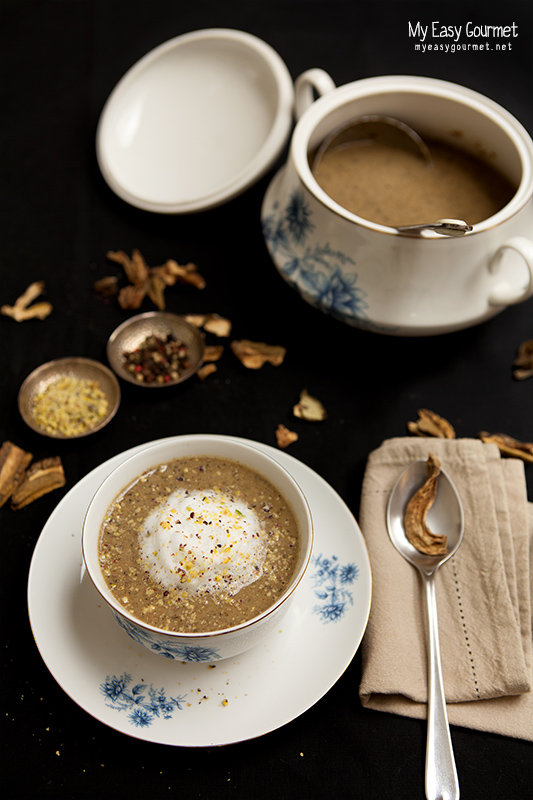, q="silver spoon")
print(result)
[386,460,464,800]
[312,117,473,238]
[311,114,433,168]
[396,218,473,237]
